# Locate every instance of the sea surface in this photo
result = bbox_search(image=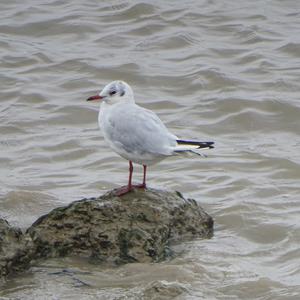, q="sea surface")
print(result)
[1,0,300,299]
